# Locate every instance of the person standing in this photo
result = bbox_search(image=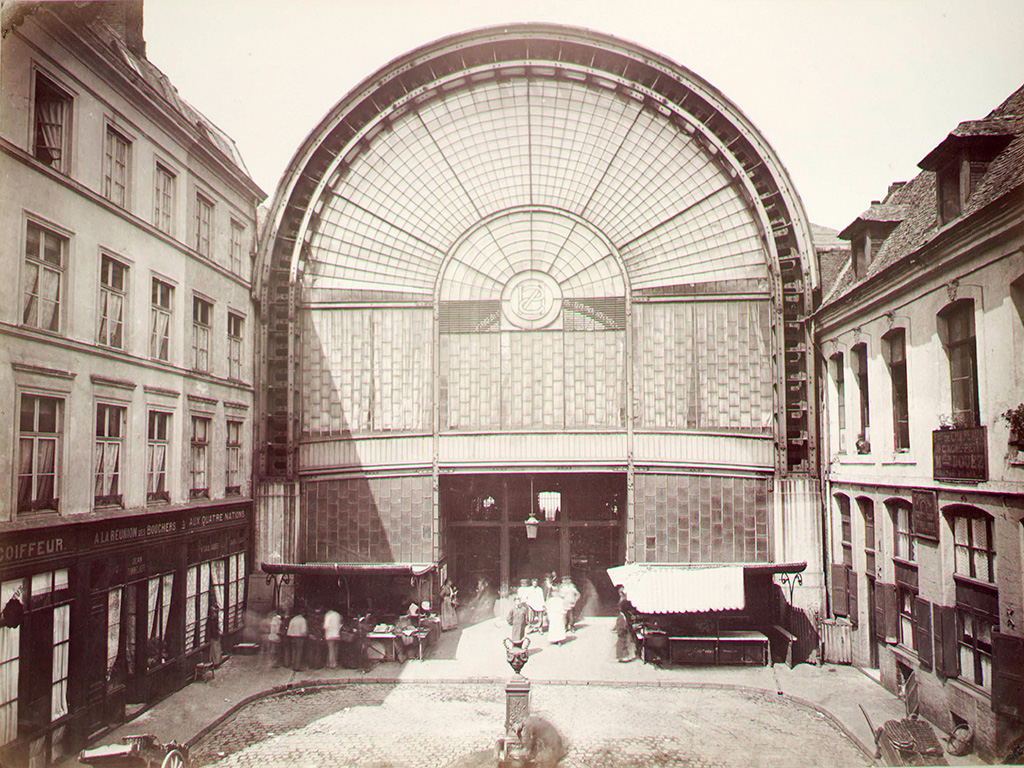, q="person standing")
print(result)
[545,586,566,645]
[324,607,342,669]
[508,596,529,643]
[266,610,283,667]
[615,587,637,662]
[440,578,459,631]
[559,577,580,631]
[286,608,308,671]
[208,601,223,665]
